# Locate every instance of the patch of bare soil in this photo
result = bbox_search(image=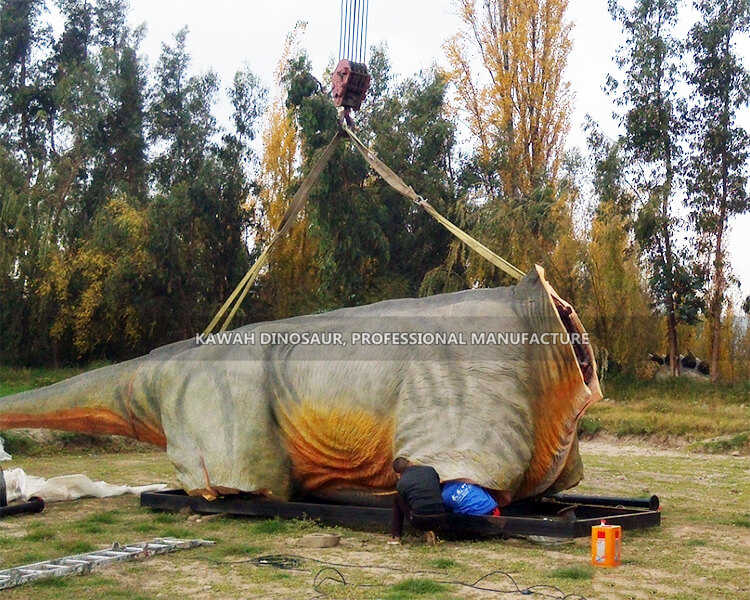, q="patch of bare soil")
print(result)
[581,435,745,459]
